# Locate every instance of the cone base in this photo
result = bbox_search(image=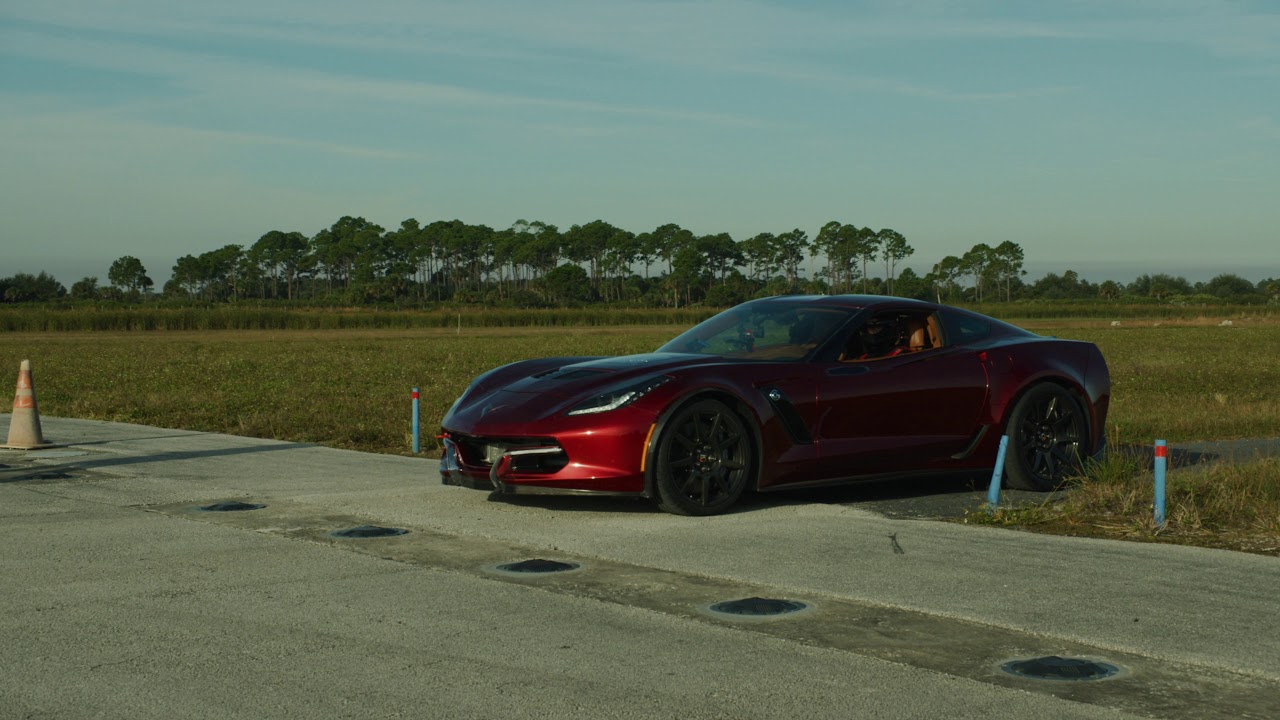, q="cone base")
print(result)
[0,441,60,450]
